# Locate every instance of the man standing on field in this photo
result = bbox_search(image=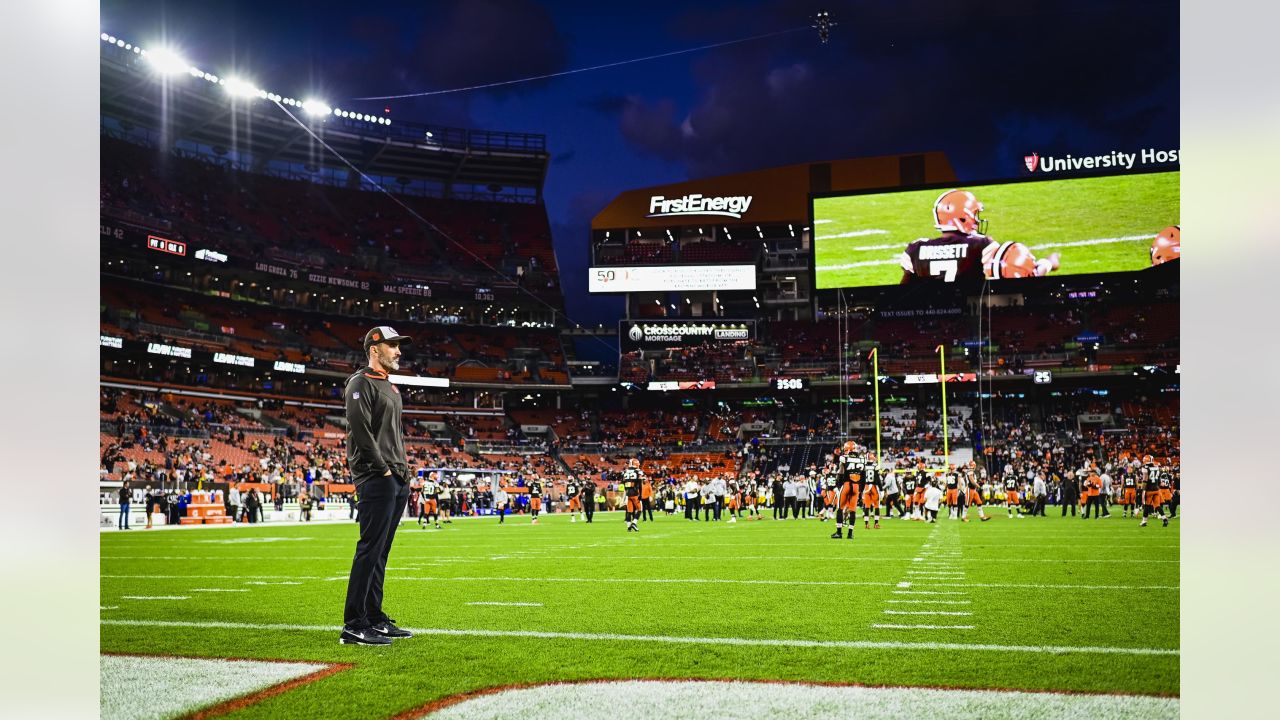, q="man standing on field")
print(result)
[341,326,414,646]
